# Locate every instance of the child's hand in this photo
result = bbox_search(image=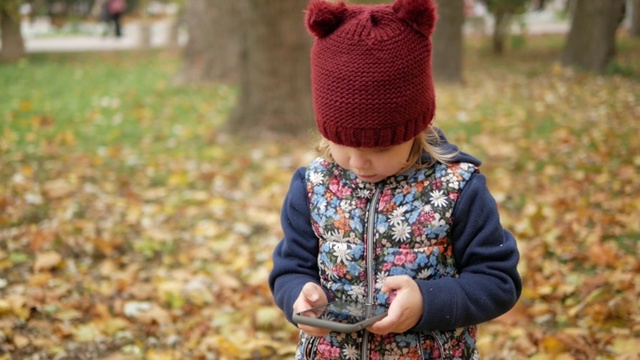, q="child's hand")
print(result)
[293,282,330,337]
[367,275,423,335]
